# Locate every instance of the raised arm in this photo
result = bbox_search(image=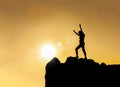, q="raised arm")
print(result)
[73,30,79,36]
[79,24,85,35]
[79,24,83,31]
